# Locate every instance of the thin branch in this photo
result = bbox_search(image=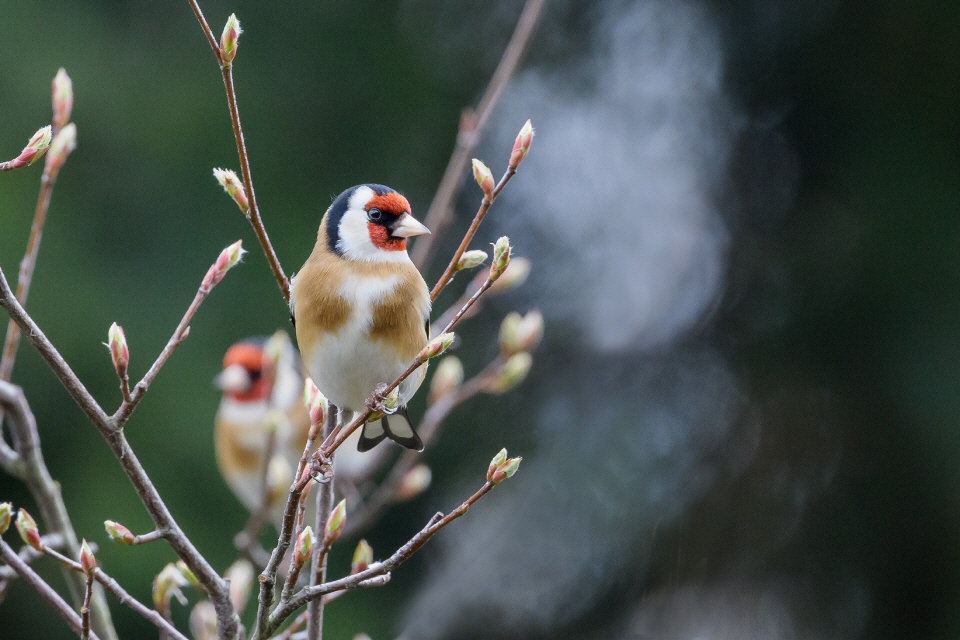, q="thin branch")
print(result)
[411,0,547,267]
[81,573,94,640]
[0,379,118,640]
[0,539,100,640]
[42,547,190,640]
[305,411,338,640]
[187,0,290,302]
[0,533,65,580]
[429,169,515,301]
[0,267,241,640]
[260,481,498,637]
